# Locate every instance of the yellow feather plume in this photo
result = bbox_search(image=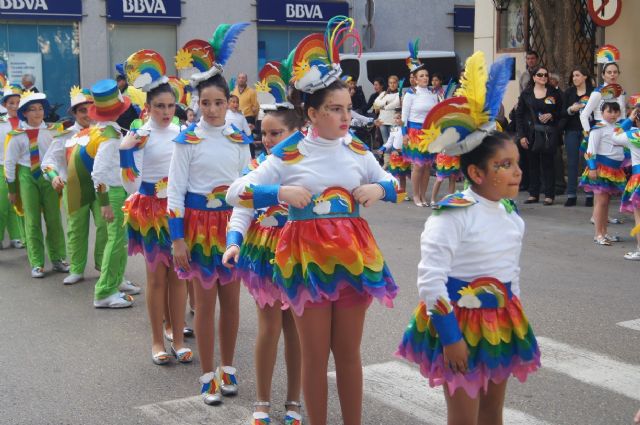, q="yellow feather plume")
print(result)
[457,51,488,126]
